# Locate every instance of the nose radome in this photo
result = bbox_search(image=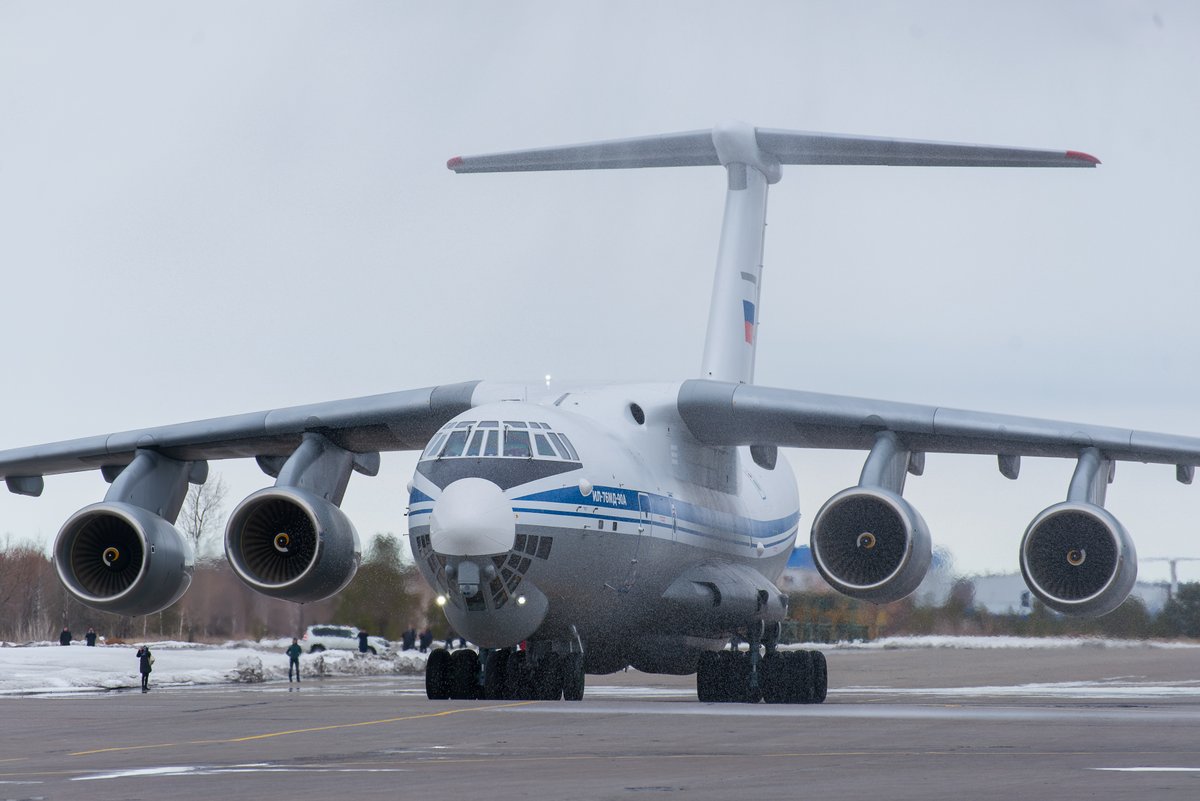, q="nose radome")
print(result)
[429,478,516,556]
